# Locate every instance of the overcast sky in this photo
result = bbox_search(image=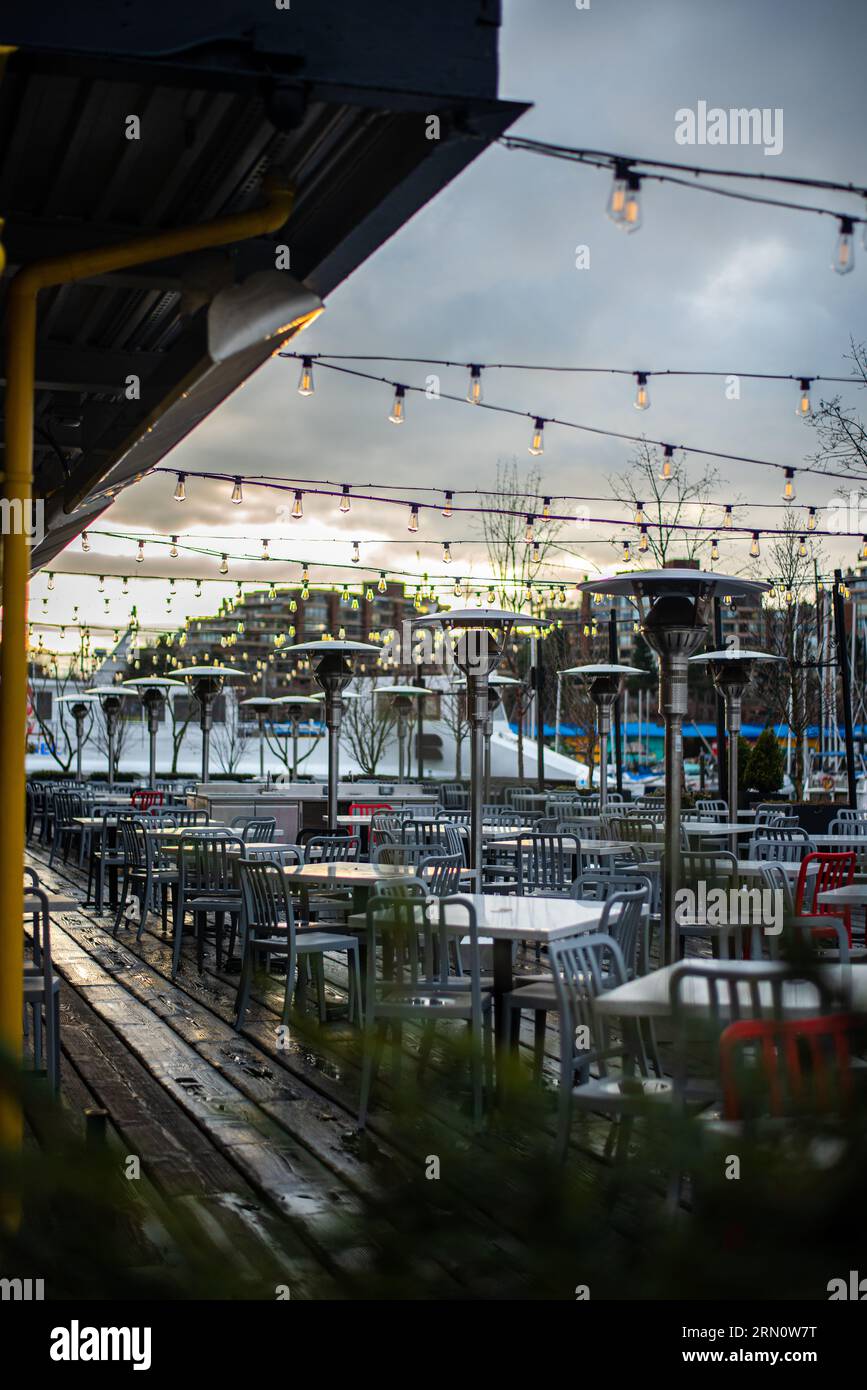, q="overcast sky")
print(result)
[35,0,867,649]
